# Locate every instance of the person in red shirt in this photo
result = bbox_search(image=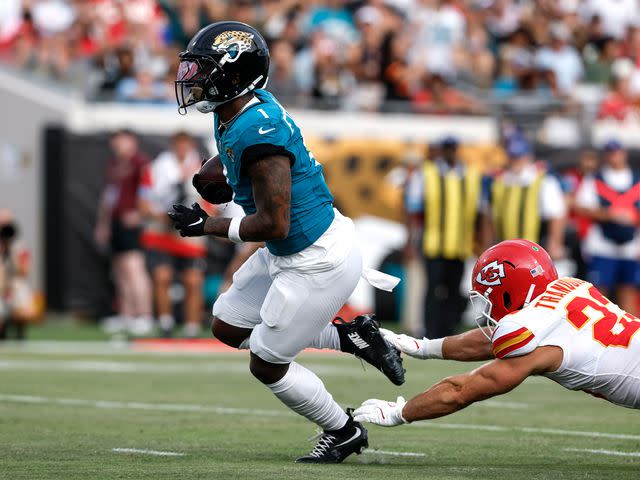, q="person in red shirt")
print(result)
[95,129,153,335]
[598,71,635,121]
[564,149,599,240]
[563,149,599,279]
[138,132,207,337]
[412,74,485,115]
